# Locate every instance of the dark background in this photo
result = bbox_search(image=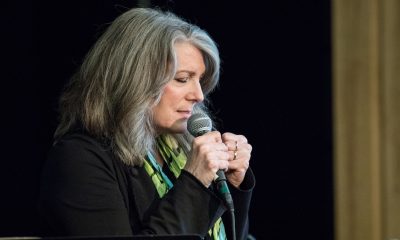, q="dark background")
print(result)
[3,0,333,239]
